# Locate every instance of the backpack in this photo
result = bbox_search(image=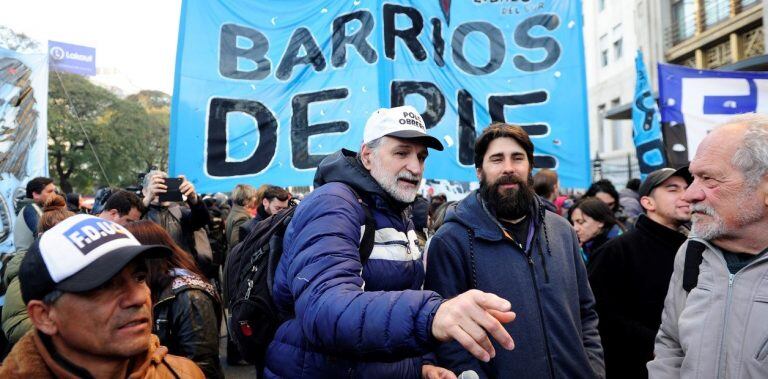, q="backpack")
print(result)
[224,185,376,364]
